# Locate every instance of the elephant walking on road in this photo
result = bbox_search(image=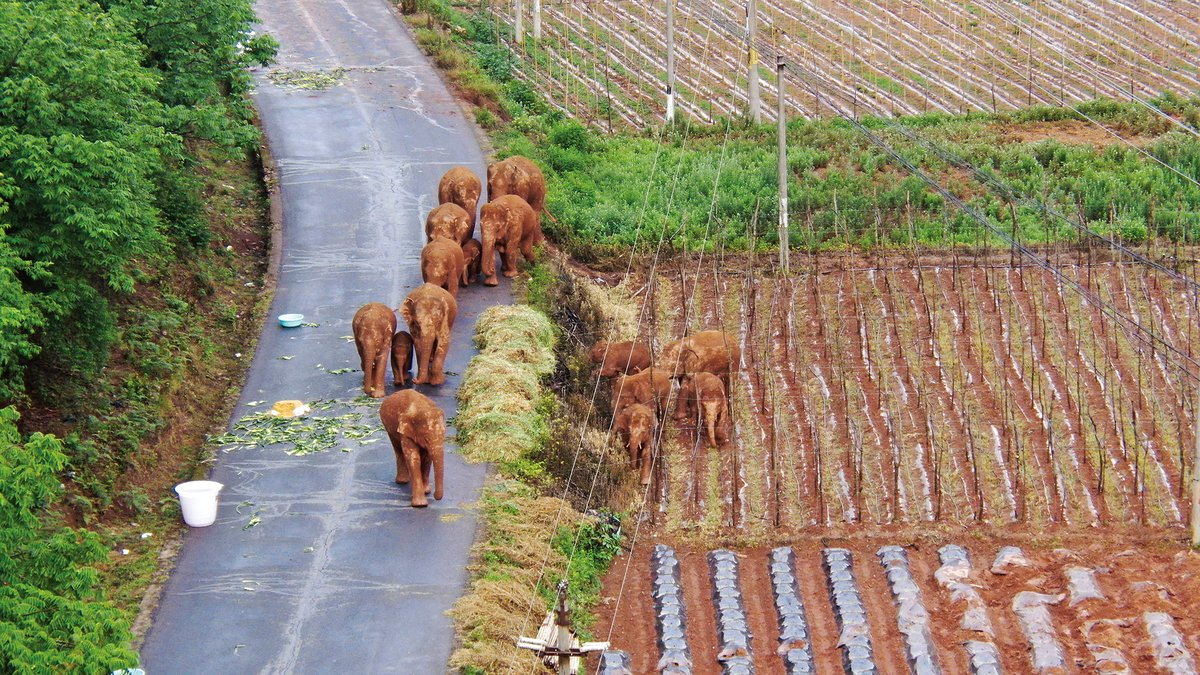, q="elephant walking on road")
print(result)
[425,202,473,245]
[420,237,466,298]
[400,283,457,385]
[379,389,445,507]
[438,166,481,229]
[391,330,413,387]
[353,302,397,398]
